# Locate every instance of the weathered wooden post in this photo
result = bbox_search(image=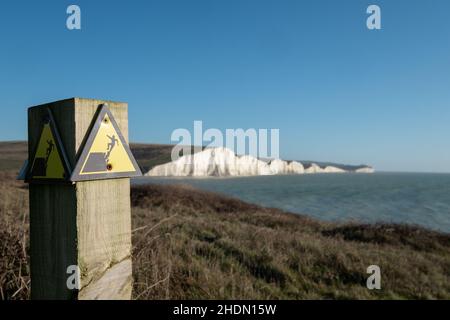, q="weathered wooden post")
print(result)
[25,98,141,299]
